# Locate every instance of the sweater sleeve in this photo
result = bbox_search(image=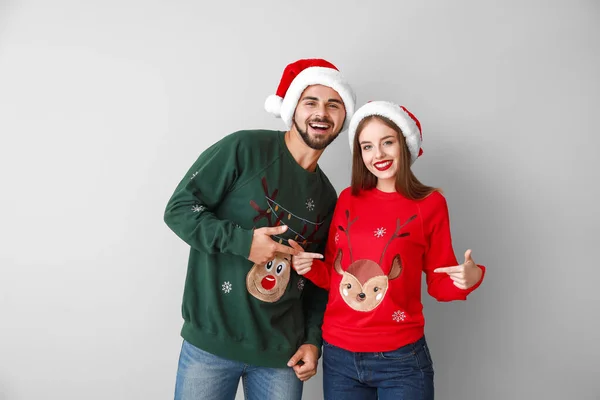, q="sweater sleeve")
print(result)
[422,193,485,302]
[301,269,329,352]
[300,215,333,350]
[301,189,349,351]
[302,189,349,290]
[163,134,254,258]
[302,259,331,290]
